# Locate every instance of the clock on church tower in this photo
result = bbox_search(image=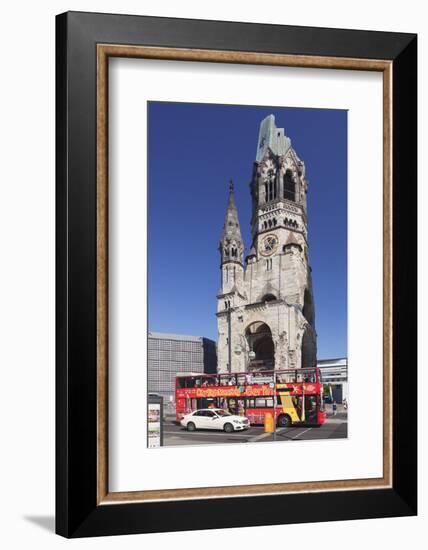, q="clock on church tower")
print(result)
[259,234,279,256]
